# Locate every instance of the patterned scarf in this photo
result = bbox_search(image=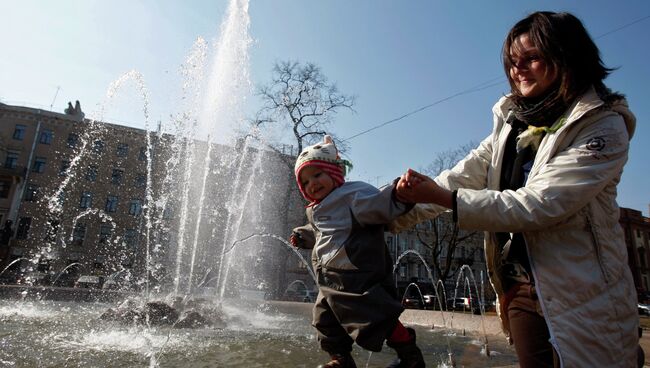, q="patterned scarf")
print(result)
[509,88,569,152]
[511,87,568,127]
